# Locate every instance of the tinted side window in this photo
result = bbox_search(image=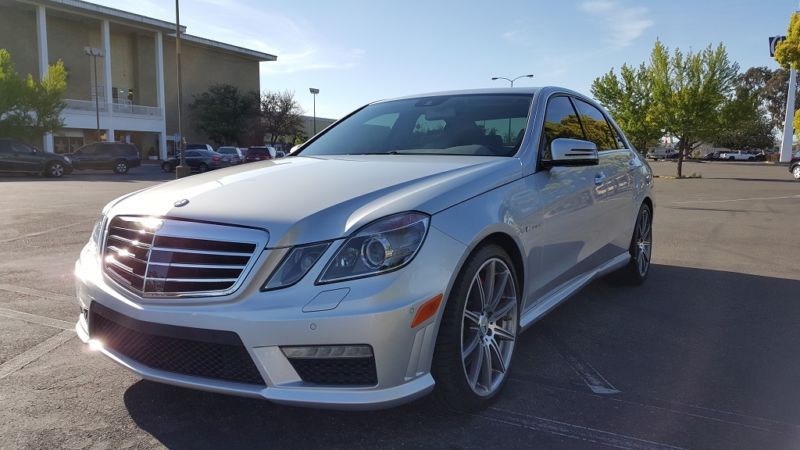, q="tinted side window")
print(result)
[541,96,584,160]
[185,151,200,157]
[573,99,617,151]
[11,142,35,153]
